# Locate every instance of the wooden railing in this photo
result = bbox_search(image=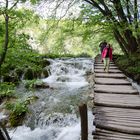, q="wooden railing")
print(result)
[0,122,11,140]
[79,104,88,140]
